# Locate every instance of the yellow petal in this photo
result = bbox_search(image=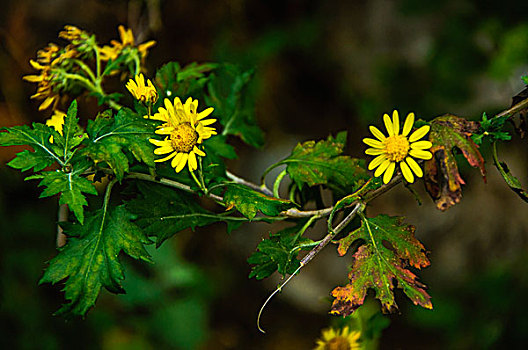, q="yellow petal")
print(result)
[172,152,184,168]
[175,153,188,173]
[23,75,43,82]
[363,138,384,148]
[188,151,197,171]
[411,140,432,150]
[402,112,414,136]
[193,146,206,157]
[409,149,433,160]
[405,157,423,177]
[39,96,55,111]
[383,113,394,136]
[383,162,396,184]
[369,126,386,141]
[392,110,400,135]
[400,161,414,183]
[368,155,387,170]
[409,125,430,142]
[365,148,385,156]
[154,146,174,155]
[155,151,177,163]
[199,118,216,126]
[197,107,214,120]
[149,138,169,146]
[374,159,391,177]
